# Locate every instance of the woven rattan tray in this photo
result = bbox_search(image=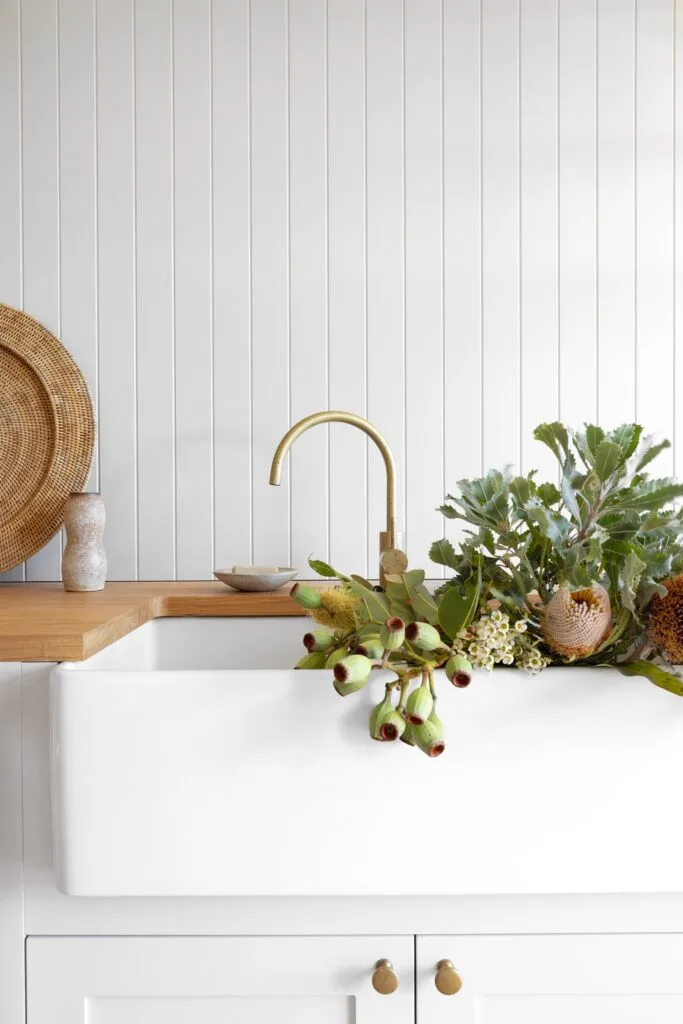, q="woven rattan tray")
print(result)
[0,304,95,573]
